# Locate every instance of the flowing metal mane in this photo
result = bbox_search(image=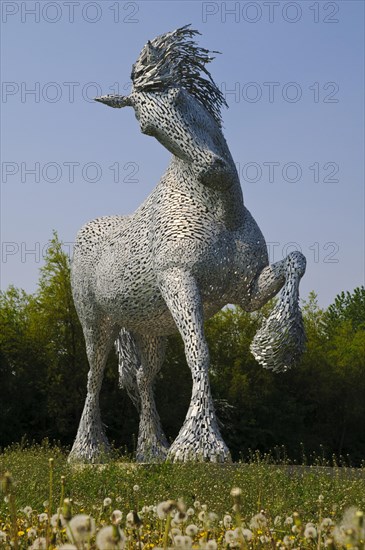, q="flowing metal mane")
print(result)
[69,26,306,463]
[131,25,227,125]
